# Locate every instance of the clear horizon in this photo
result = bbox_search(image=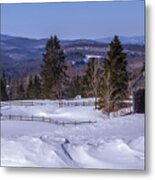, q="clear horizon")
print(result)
[1,33,144,41]
[1,1,144,39]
